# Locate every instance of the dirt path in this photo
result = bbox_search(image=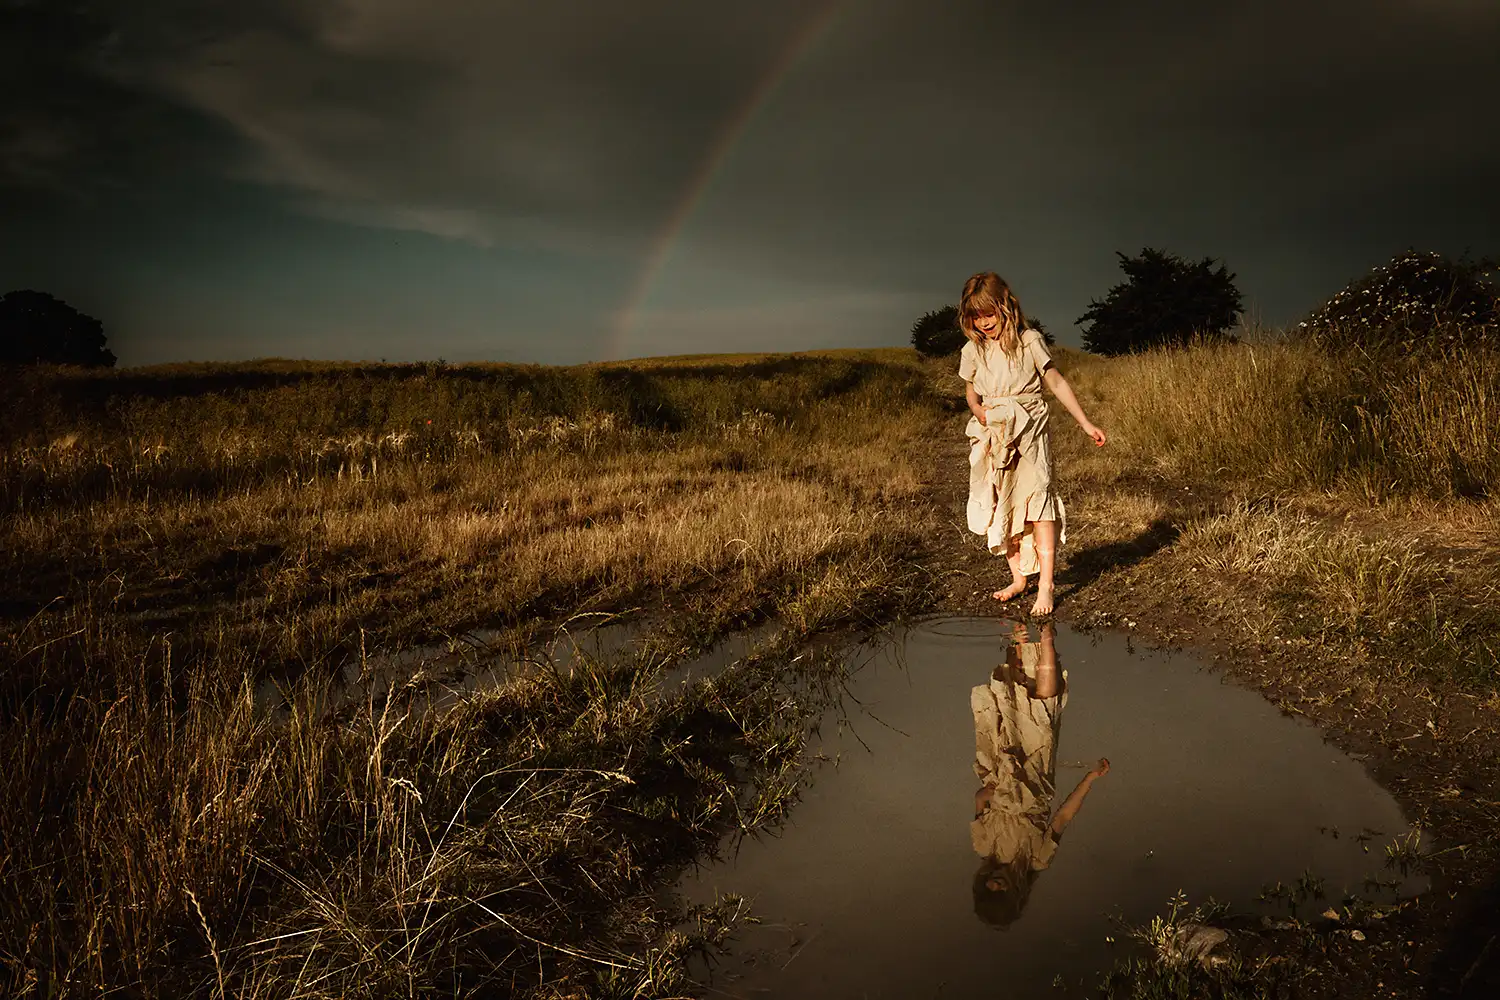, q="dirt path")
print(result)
[916,432,1500,999]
